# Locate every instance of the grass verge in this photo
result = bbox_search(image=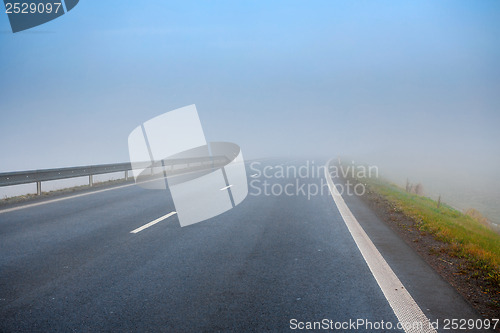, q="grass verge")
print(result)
[346,168,500,321]
[363,176,500,289]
